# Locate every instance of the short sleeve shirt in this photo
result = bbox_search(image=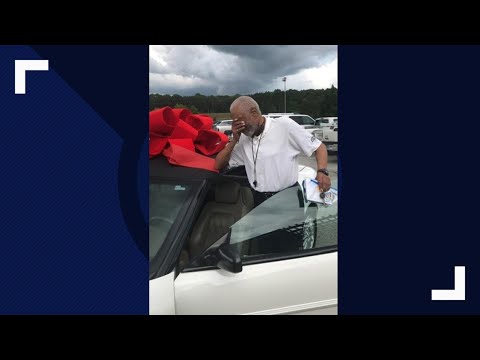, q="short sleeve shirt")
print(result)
[229,116,321,192]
